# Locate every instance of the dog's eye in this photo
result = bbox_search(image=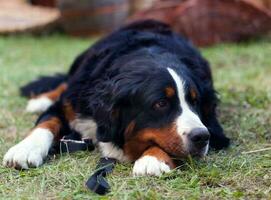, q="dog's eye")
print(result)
[153,99,169,110]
